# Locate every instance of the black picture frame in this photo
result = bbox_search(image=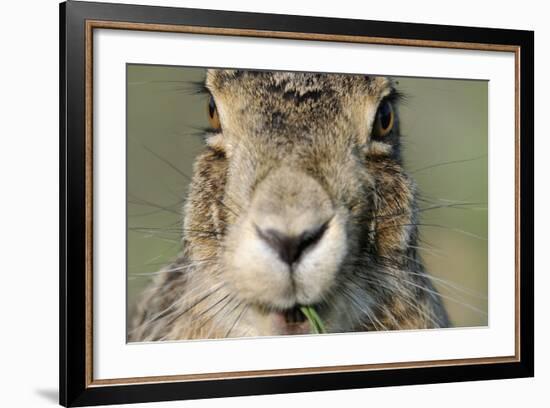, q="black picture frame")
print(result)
[60,1,534,406]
